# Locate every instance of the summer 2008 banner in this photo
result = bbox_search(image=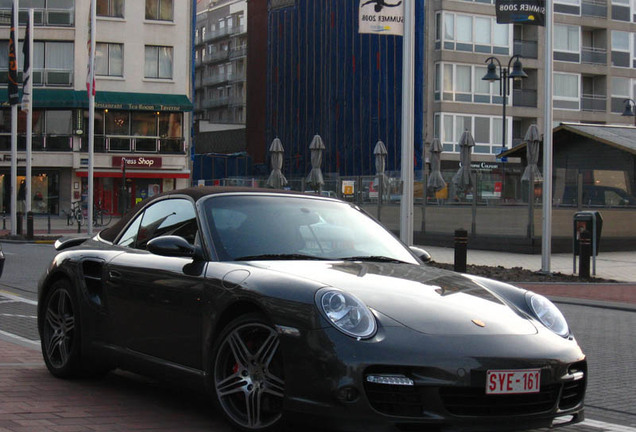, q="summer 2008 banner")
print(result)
[495,0,546,26]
